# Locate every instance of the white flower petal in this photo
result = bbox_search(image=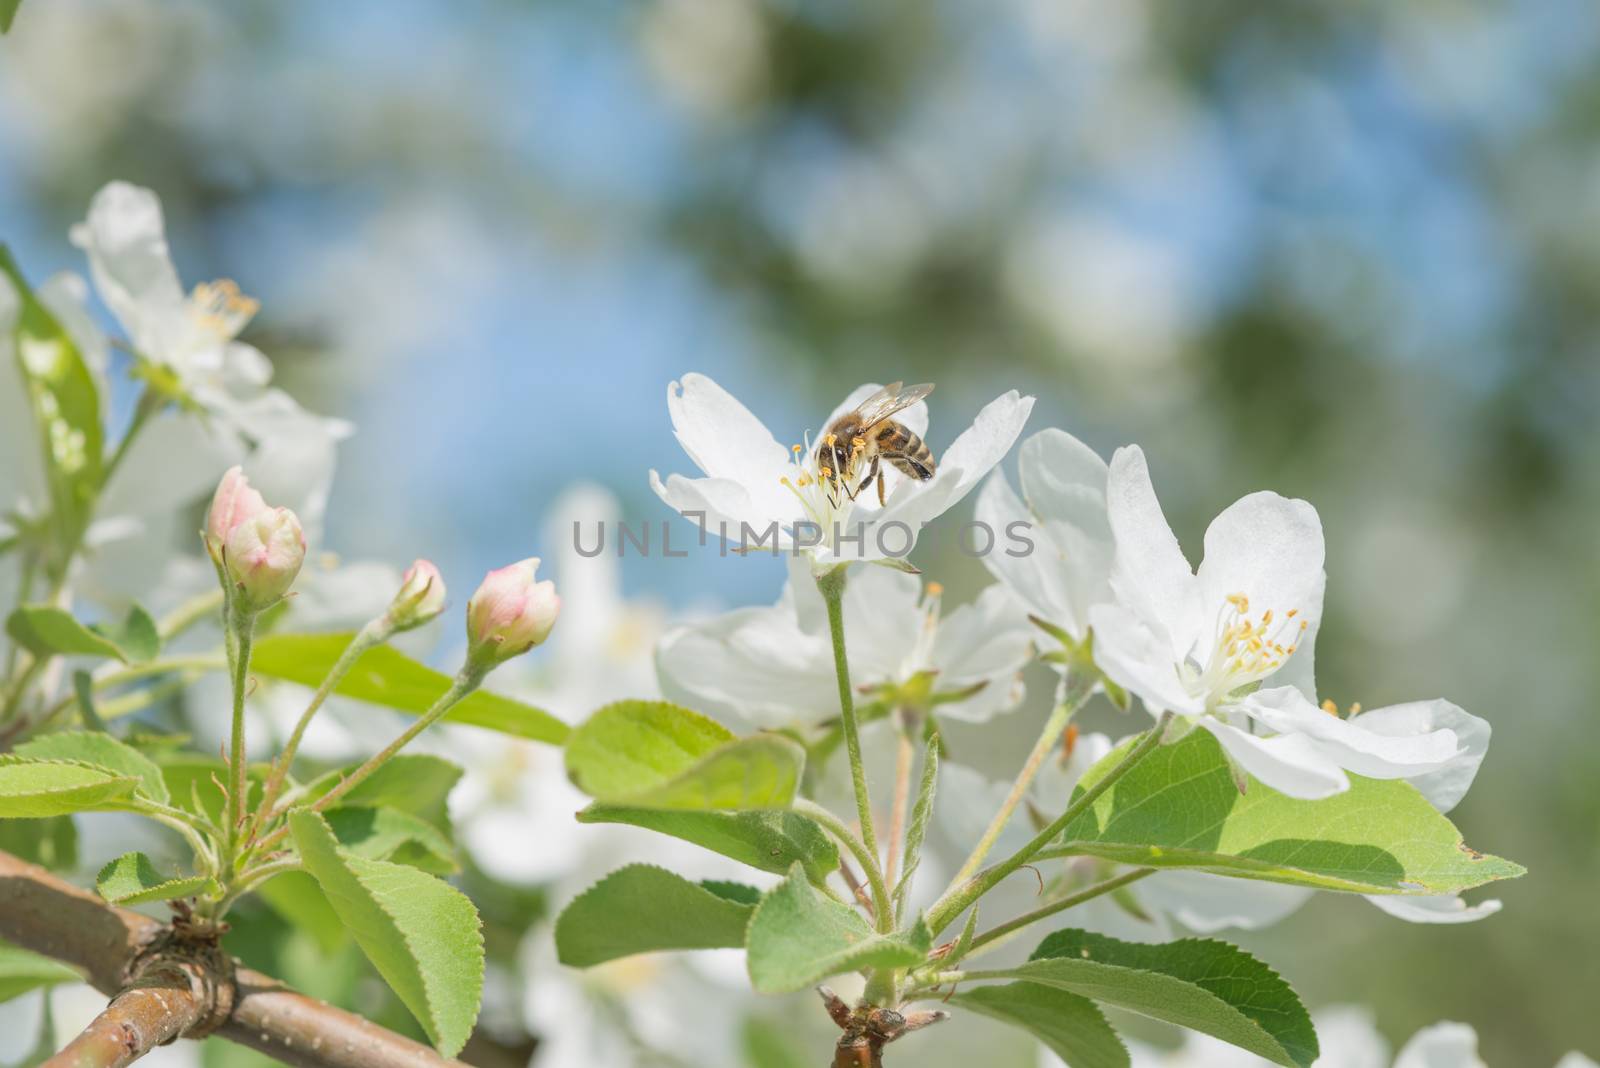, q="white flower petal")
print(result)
[1196,490,1325,696]
[649,469,785,546]
[1556,1054,1600,1068]
[1364,893,1502,925]
[937,762,1033,857]
[664,374,791,514]
[1089,603,1206,718]
[1393,1023,1487,1068]
[1199,718,1350,799]
[975,468,1075,626]
[70,180,189,357]
[1018,429,1114,633]
[1308,1006,1392,1068]
[1352,699,1489,813]
[1136,871,1312,934]
[1105,445,1204,652]
[1238,687,1462,782]
[655,600,836,730]
[877,389,1034,532]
